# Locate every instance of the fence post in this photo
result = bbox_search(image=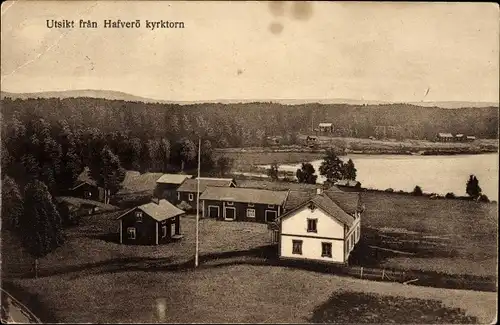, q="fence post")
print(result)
[360,266,363,279]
